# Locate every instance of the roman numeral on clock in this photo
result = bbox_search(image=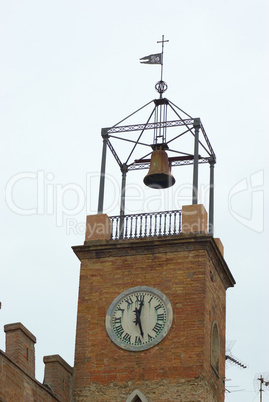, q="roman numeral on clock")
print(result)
[152,322,162,334]
[157,313,165,321]
[135,294,144,302]
[122,333,131,343]
[114,317,121,324]
[115,325,124,336]
[135,336,142,345]
[124,296,133,305]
